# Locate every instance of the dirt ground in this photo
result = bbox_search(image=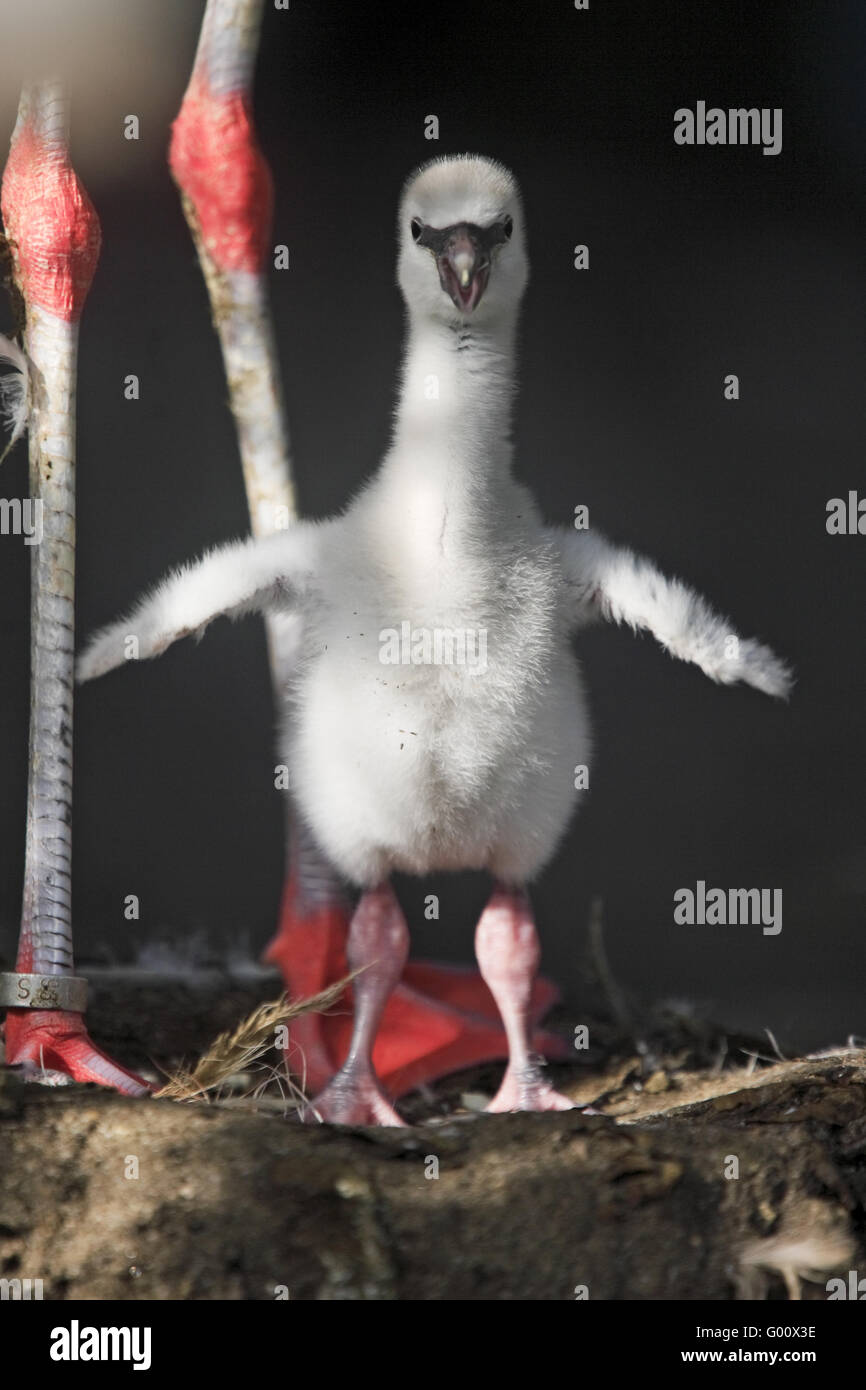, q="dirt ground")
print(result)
[1,967,864,1300]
